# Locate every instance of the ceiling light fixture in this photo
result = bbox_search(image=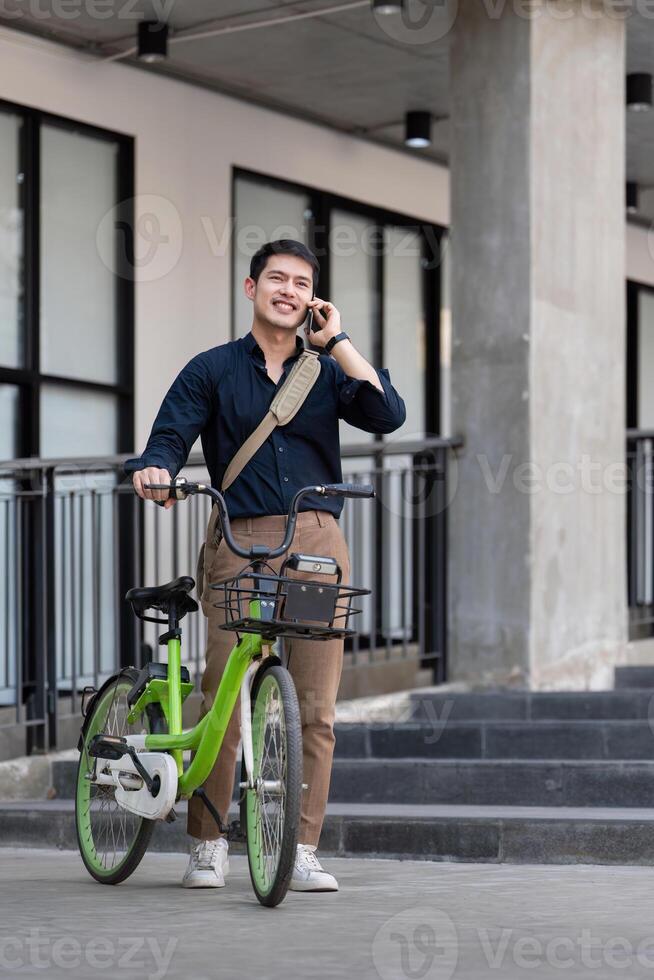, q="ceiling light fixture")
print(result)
[405,111,432,148]
[372,0,405,13]
[627,73,652,111]
[138,20,168,62]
